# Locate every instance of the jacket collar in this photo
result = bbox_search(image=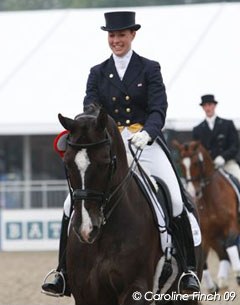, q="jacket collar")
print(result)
[100,51,143,93]
[122,51,143,86]
[204,116,222,133]
[205,115,216,130]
